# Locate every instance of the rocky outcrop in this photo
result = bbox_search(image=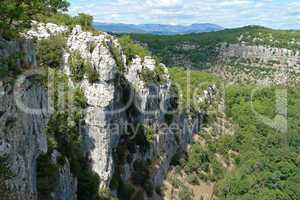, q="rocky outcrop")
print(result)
[64,25,204,193]
[1,22,206,199]
[25,21,69,39]
[0,79,48,198]
[65,25,122,186]
[51,151,77,200]
[215,44,300,85]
